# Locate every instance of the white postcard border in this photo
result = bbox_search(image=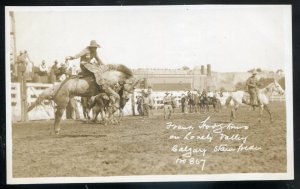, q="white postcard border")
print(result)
[5,5,294,184]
